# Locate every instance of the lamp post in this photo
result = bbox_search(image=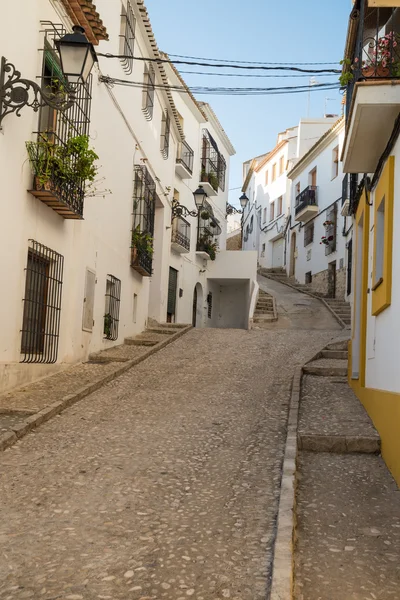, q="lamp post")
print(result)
[0,26,97,129]
[239,193,249,247]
